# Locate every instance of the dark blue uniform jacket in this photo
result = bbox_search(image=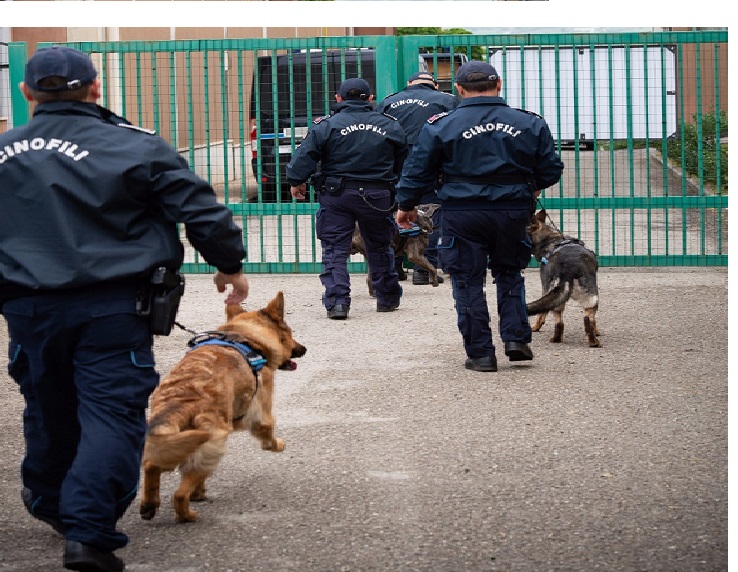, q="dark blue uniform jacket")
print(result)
[395,96,564,210]
[286,100,408,185]
[376,83,458,146]
[0,101,244,300]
